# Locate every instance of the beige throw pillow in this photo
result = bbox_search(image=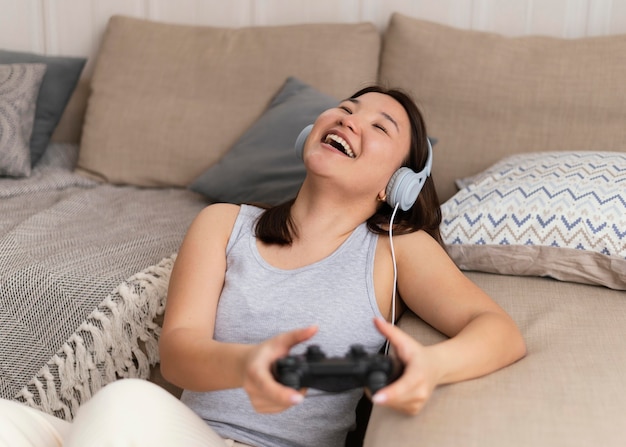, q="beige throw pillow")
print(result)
[380,13,626,202]
[78,16,380,187]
